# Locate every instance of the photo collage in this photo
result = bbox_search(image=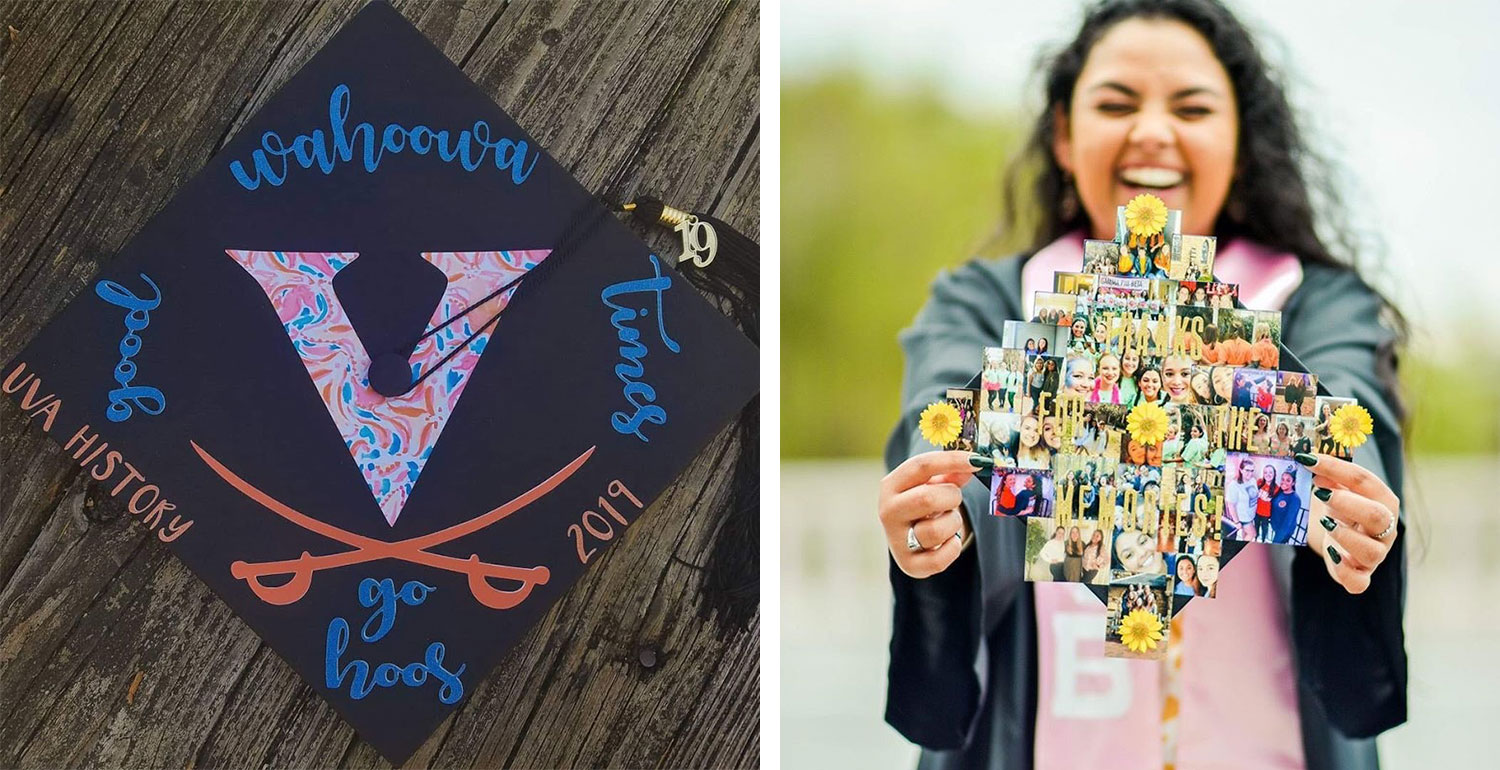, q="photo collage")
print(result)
[958,198,1372,659]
